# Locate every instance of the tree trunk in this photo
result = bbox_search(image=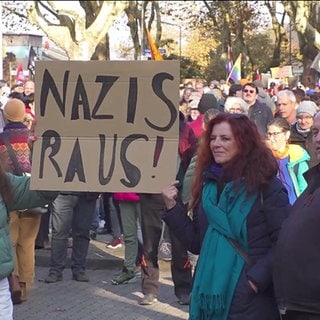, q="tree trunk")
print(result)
[27,1,128,60]
[91,33,110,60]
